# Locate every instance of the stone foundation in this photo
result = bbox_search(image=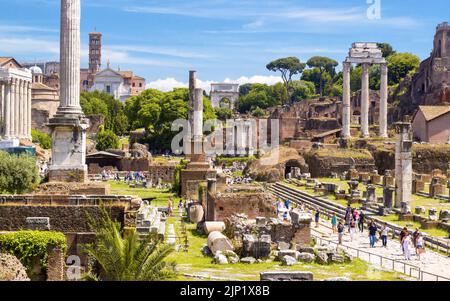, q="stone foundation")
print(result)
[49,168,88,183]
